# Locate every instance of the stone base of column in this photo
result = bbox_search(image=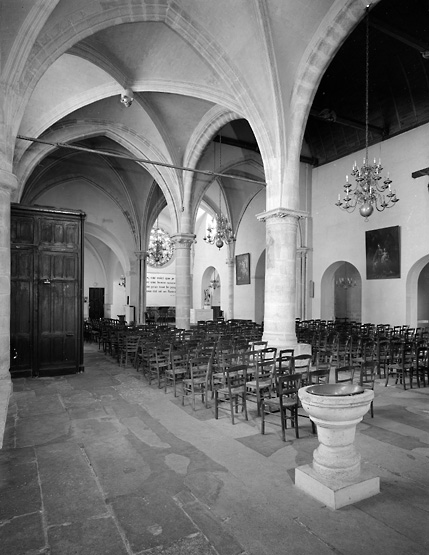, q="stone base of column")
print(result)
[0,375,12,448]
[295,464,380,510]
